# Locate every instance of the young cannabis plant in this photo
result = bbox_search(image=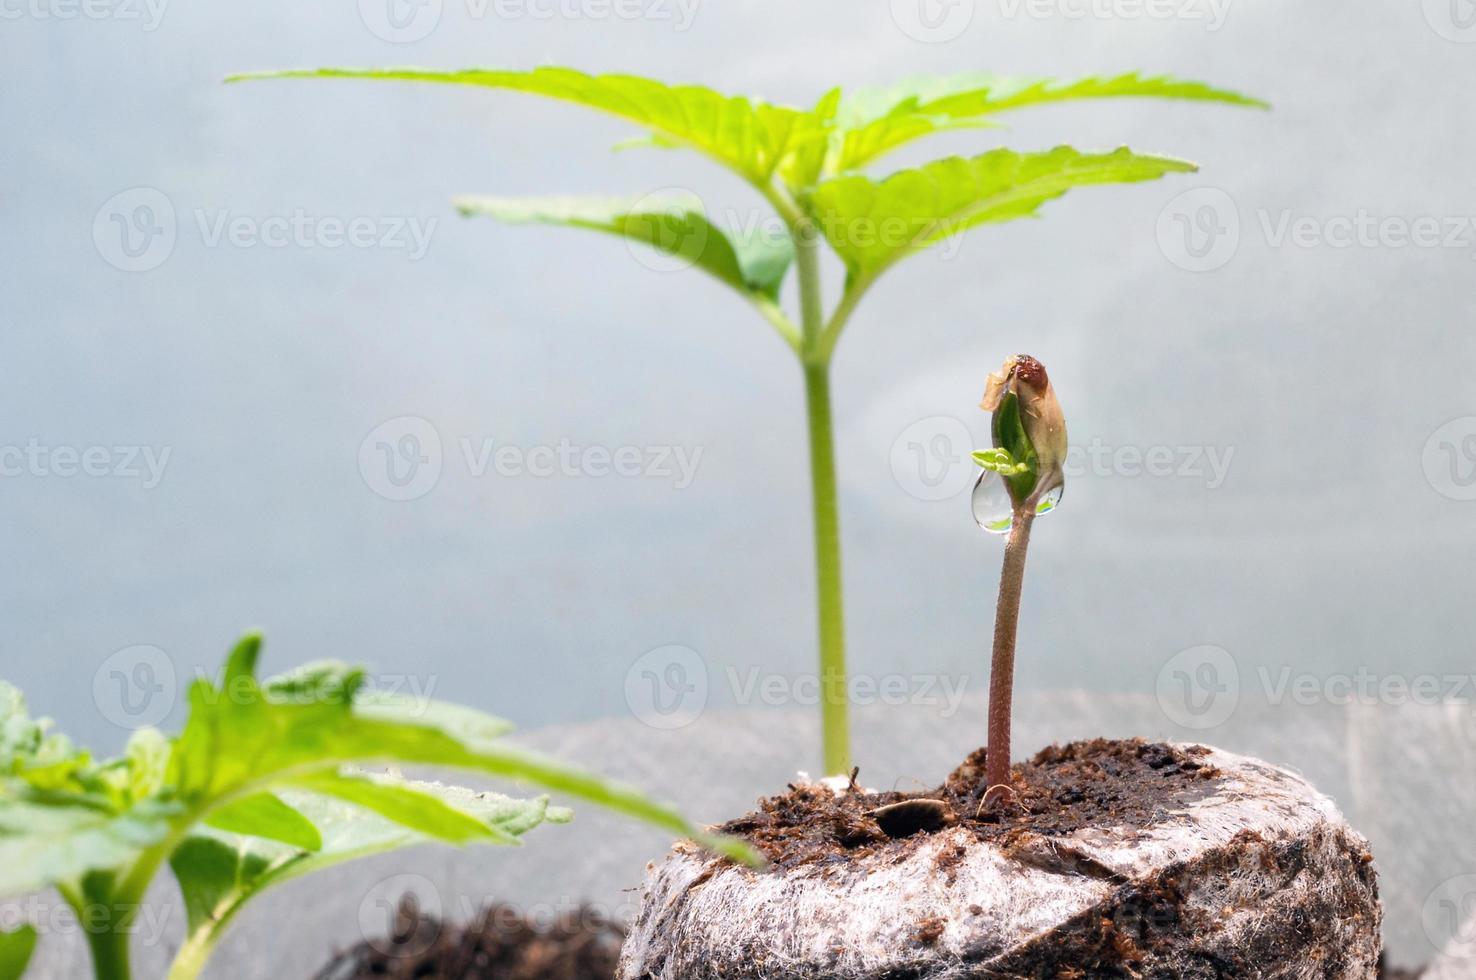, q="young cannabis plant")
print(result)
[973,355,1067,803]
[0,634,753,980]
[228,66,1263,775]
